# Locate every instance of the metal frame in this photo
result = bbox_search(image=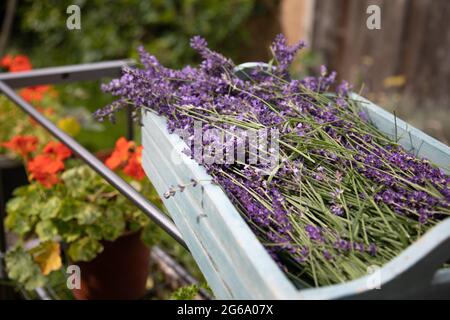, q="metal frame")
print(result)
[0,60,186,248]
[0,60,189,299]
